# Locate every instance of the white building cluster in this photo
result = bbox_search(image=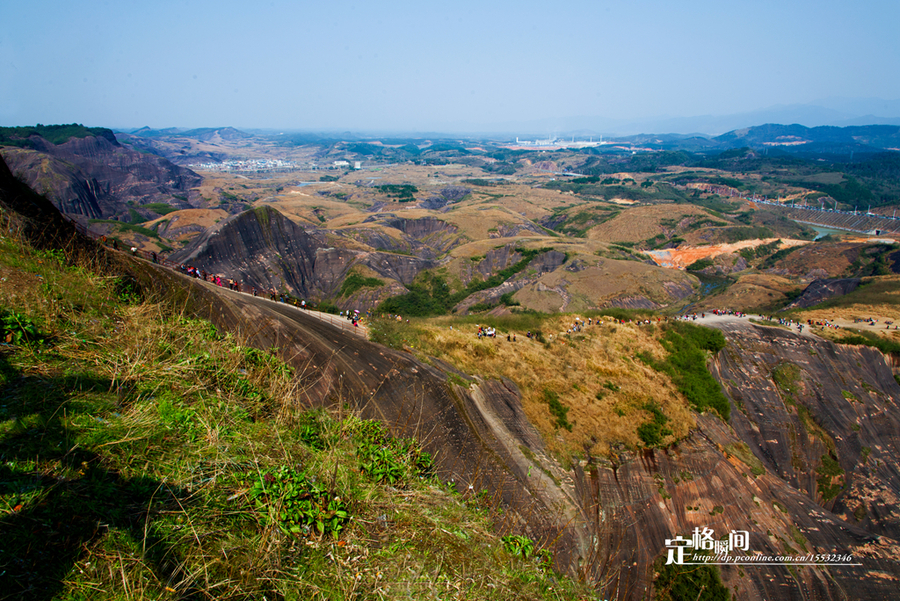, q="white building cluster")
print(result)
[189,159,299,173]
